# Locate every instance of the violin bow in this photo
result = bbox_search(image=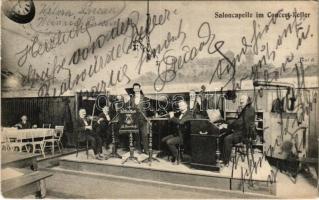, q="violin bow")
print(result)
[90,102,96,126]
